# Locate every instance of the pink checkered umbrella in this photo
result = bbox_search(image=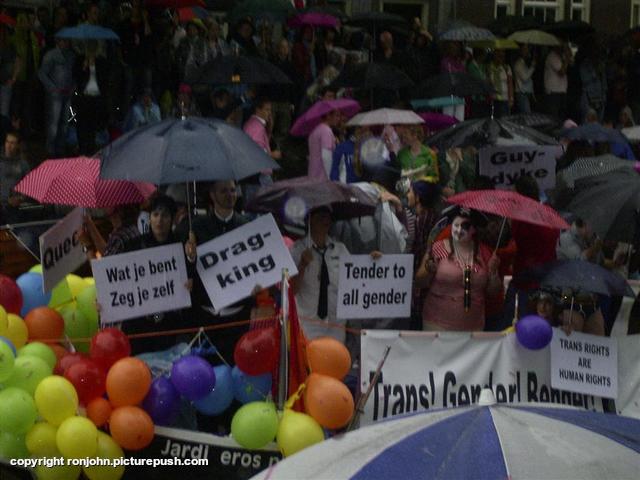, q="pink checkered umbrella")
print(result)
[15,157,156,208]
[290,99,360,136]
